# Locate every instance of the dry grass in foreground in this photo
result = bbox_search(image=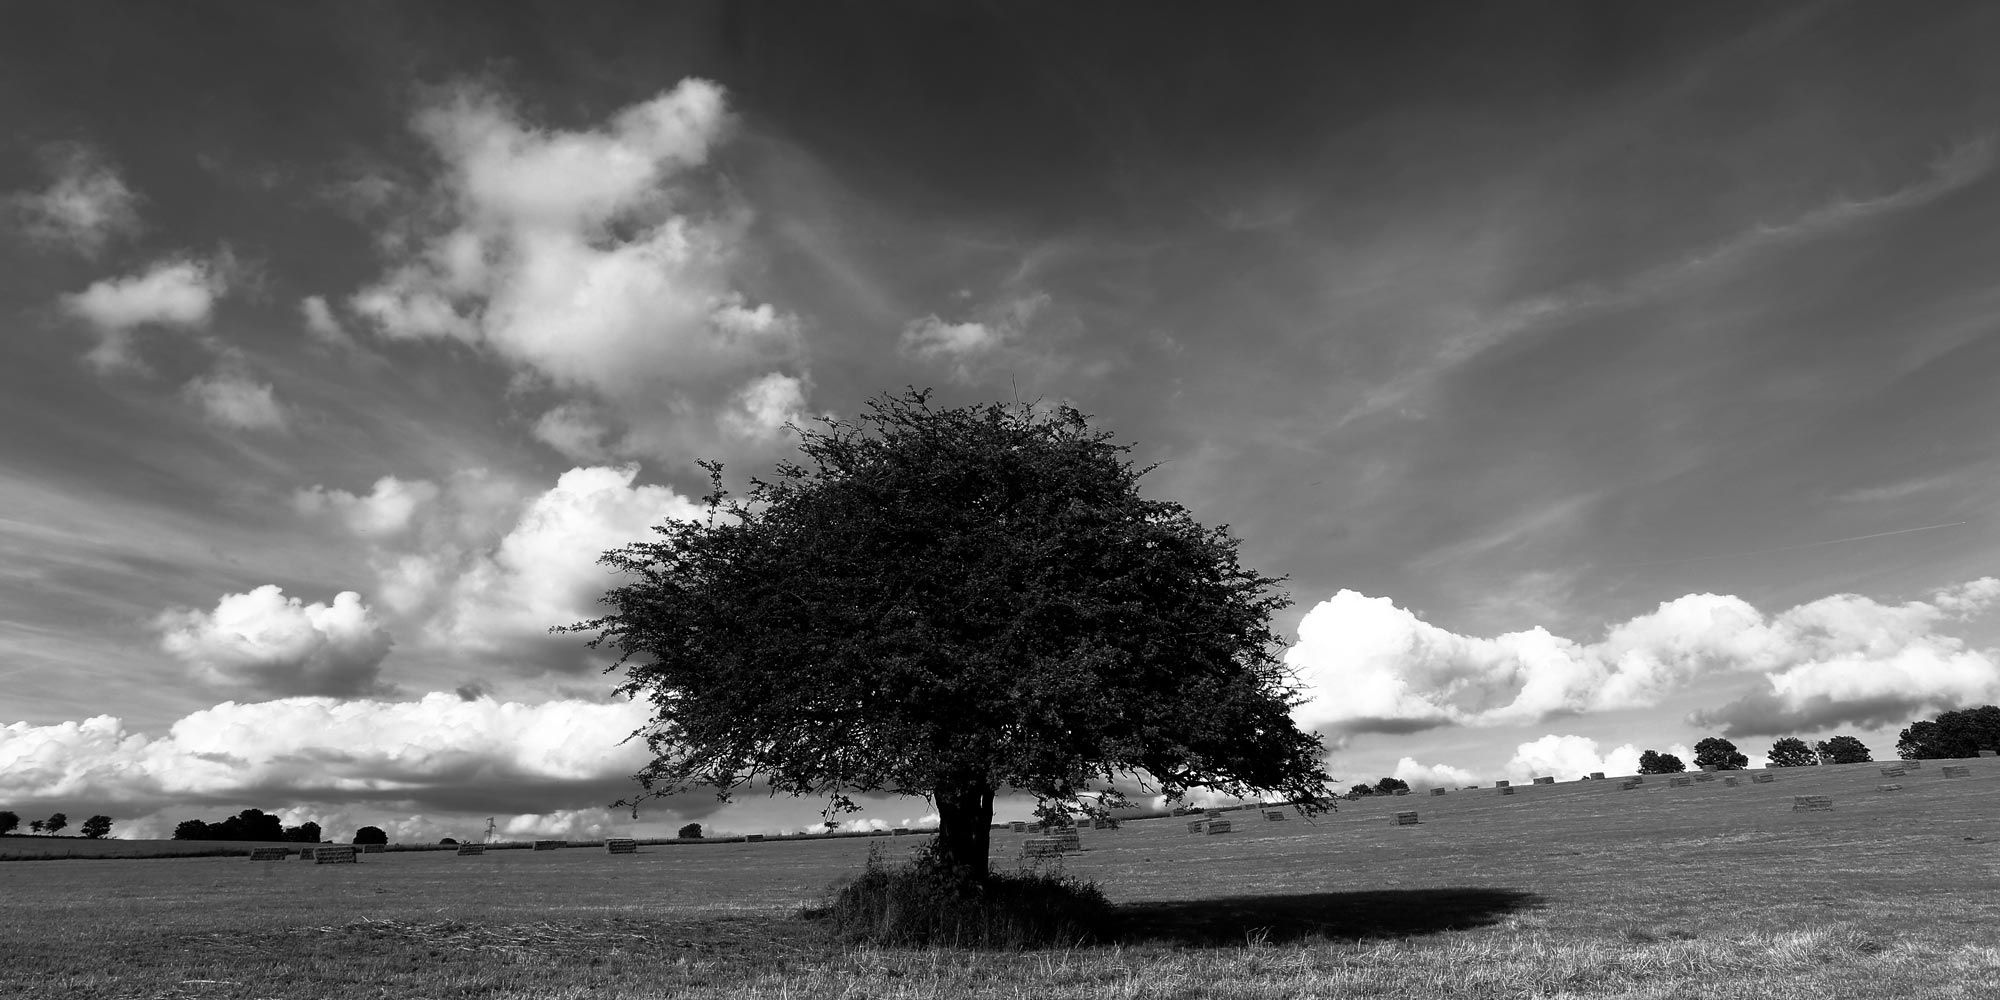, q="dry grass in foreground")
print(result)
[6,759,1999,998]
